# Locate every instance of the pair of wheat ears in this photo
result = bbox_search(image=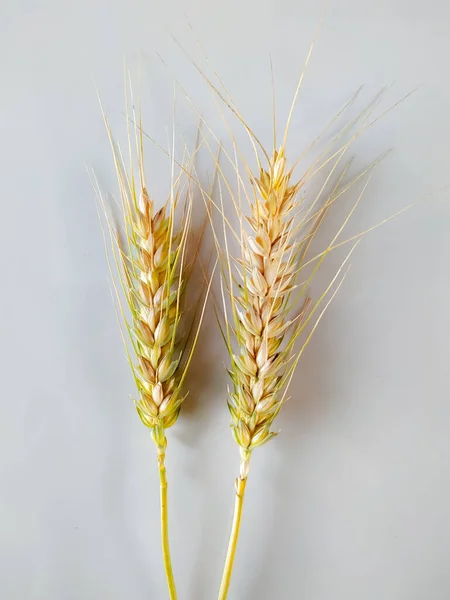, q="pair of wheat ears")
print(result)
[93,45,407,599]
